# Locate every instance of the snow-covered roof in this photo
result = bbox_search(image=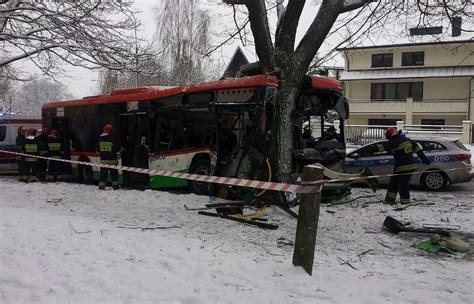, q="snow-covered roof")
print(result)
[337,39,473,51]
[340,66,474,81]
